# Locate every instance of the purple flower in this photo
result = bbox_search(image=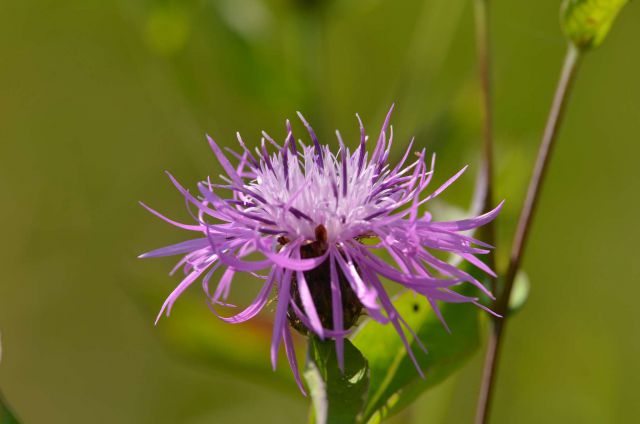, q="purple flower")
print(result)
[140,105,502,393]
